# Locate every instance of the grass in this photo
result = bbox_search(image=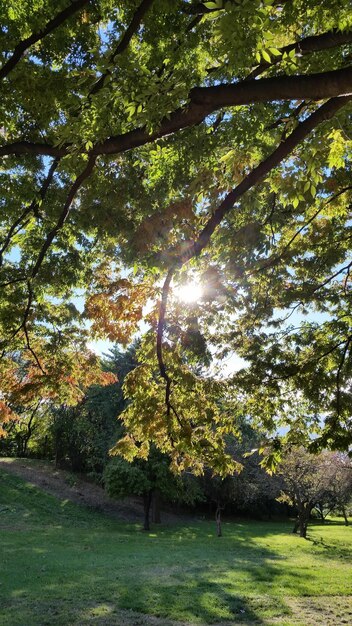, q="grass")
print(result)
[0,469,352,626]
